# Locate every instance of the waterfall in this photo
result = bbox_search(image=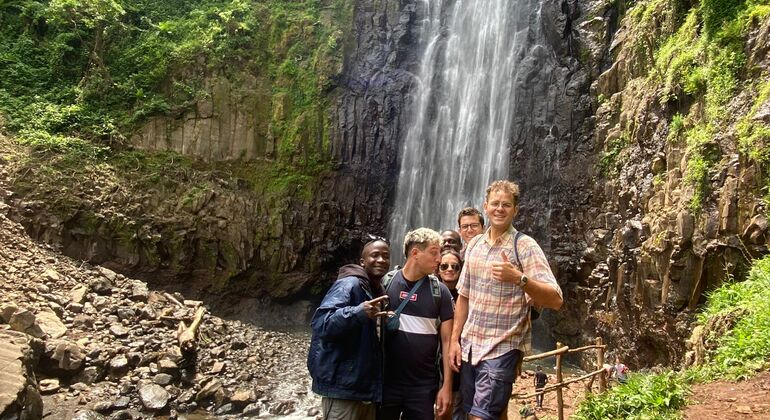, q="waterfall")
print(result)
[388,0,544,260]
